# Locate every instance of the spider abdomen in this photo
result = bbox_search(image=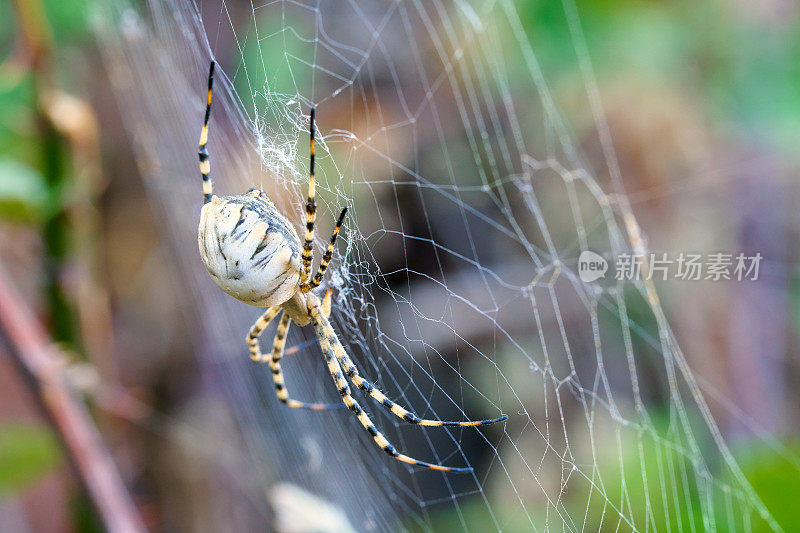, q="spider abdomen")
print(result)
[198,191,302,307]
